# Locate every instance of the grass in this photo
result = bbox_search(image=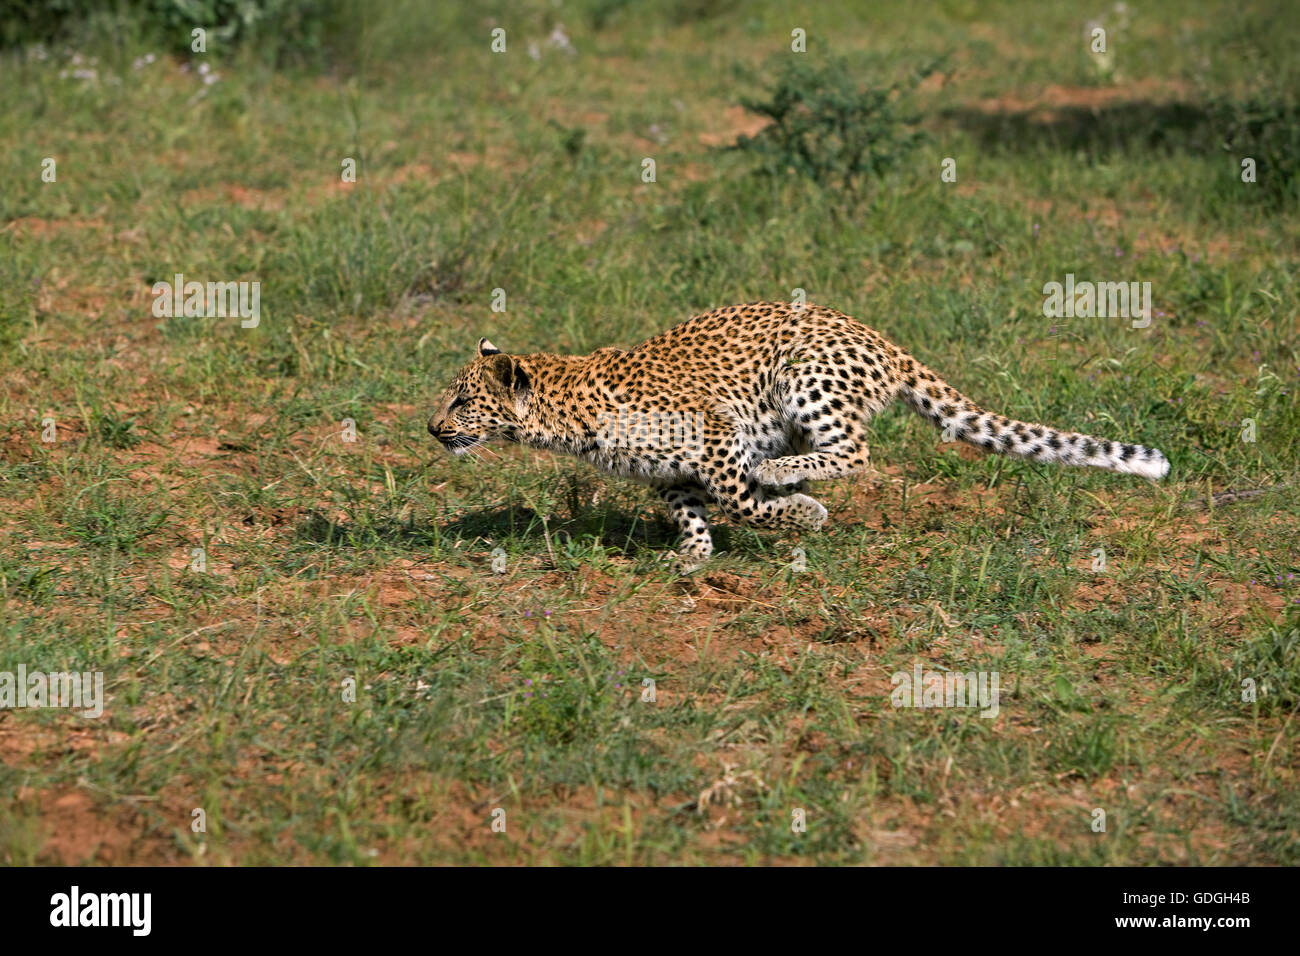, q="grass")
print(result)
[0,0,1297,865]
